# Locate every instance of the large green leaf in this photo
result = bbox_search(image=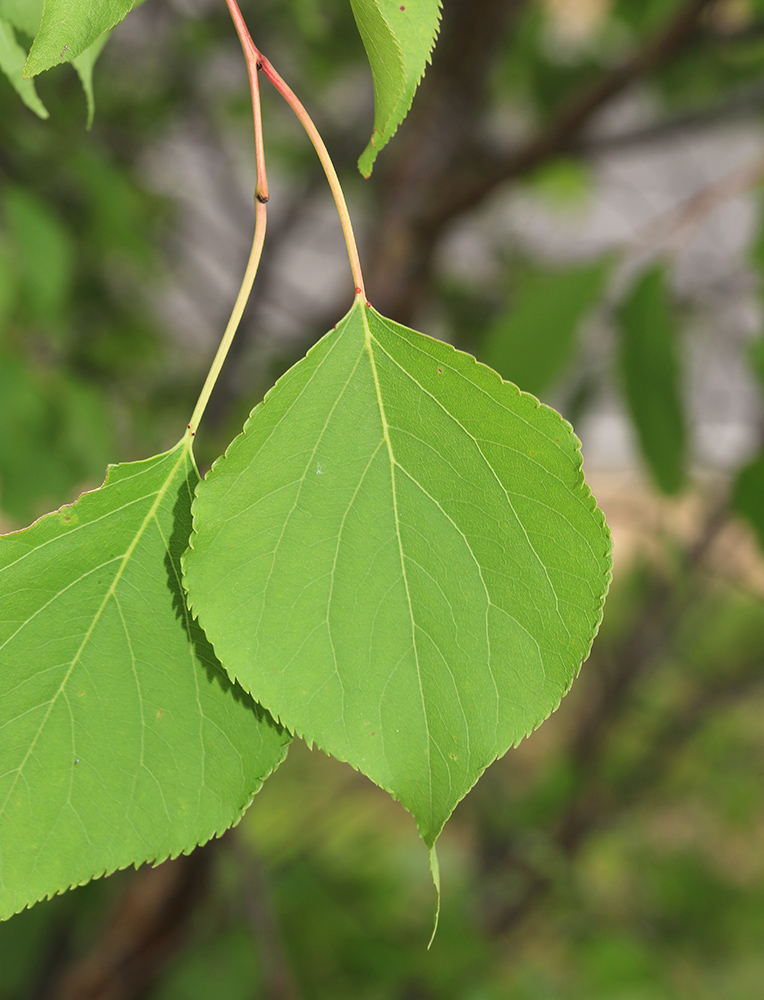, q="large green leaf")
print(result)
[617,264,686,495]
[349,0,441,176]
[183,302,611,848]
[482,259,611,398]
[24,0,132,77]
[0,18,47,118]
[0,435,290,920]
